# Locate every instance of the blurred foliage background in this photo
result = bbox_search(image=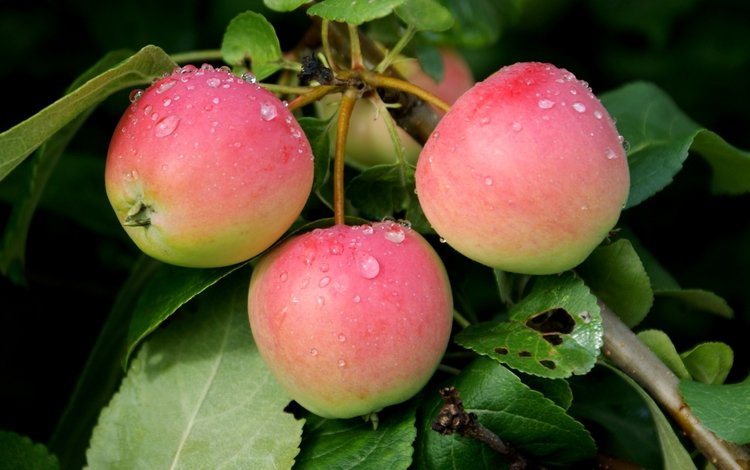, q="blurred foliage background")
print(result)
[2,0,749,450]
